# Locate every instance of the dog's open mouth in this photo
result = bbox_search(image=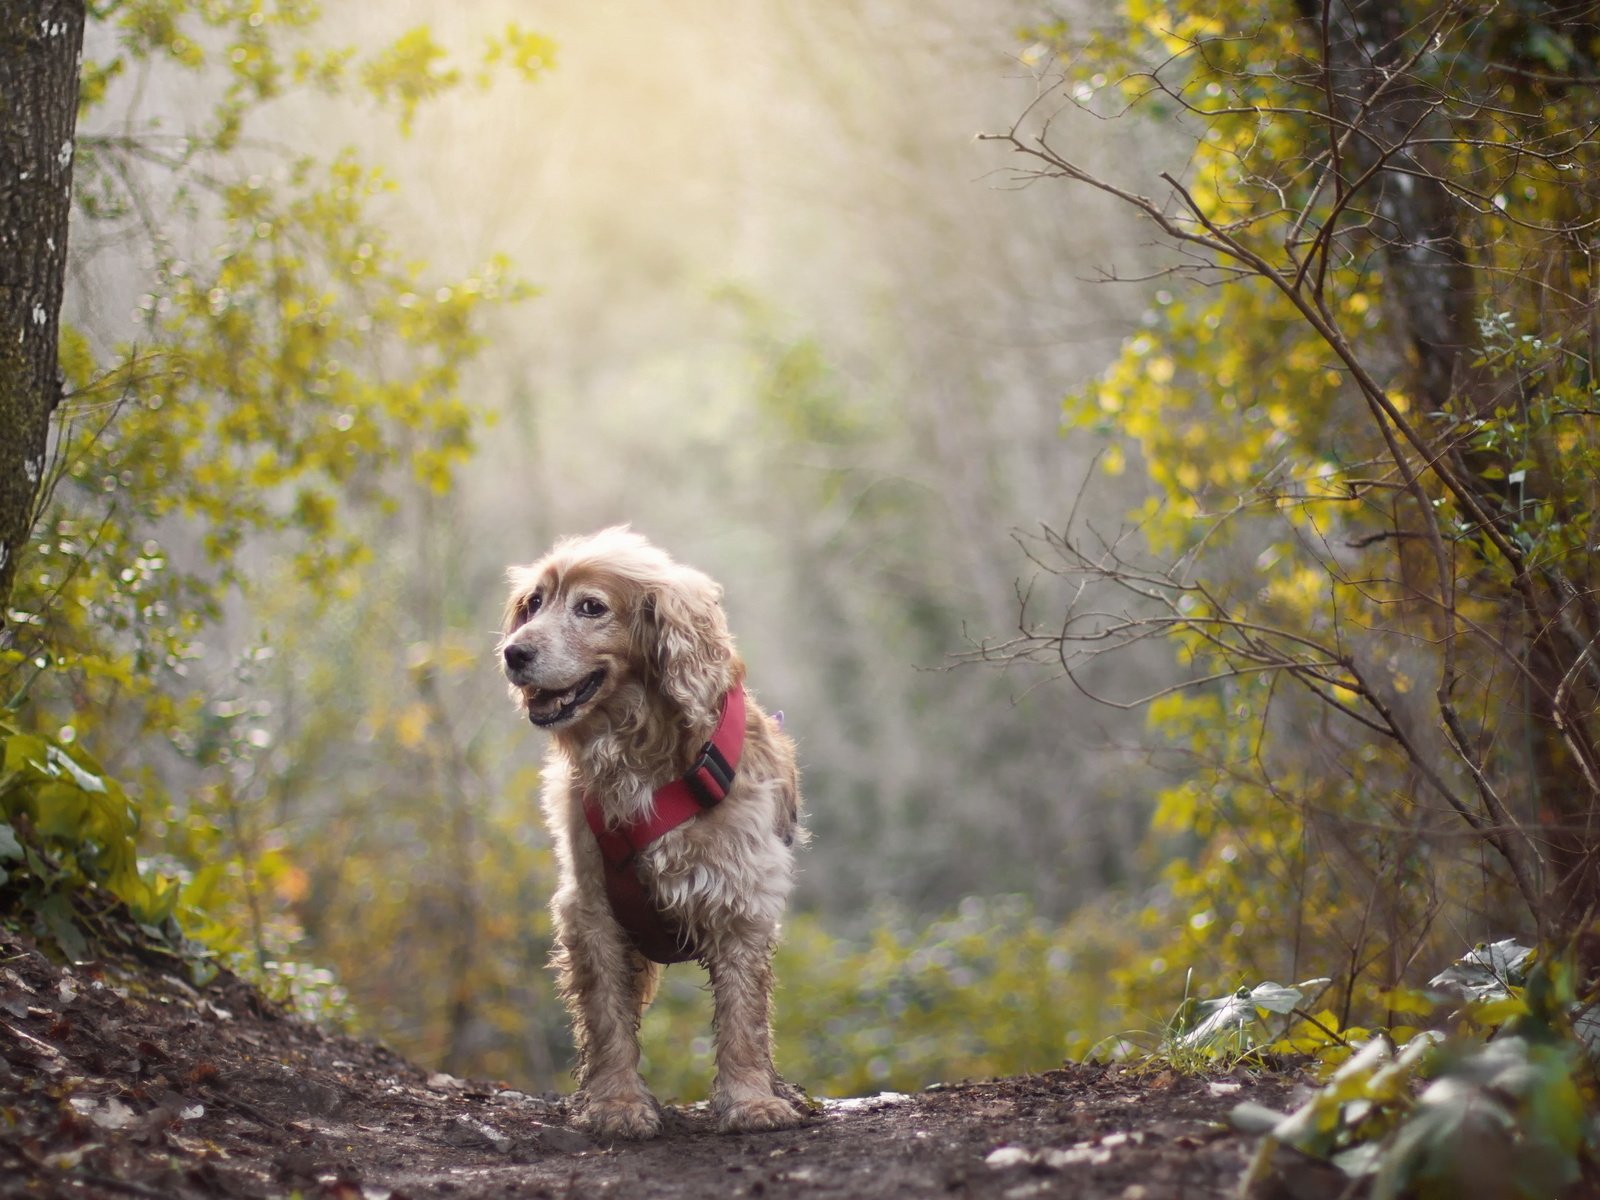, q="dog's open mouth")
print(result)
[526,669,606,727]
